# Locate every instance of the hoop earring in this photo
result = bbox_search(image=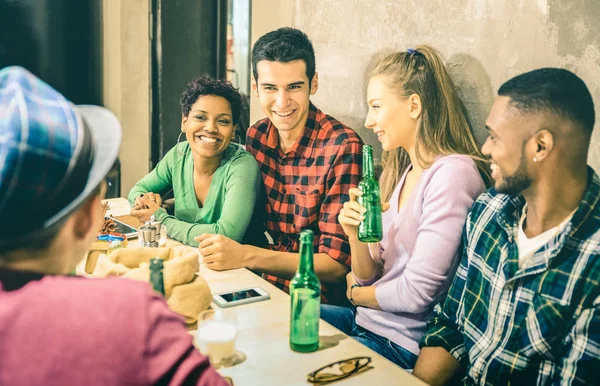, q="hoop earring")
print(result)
[177,131,186,156]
